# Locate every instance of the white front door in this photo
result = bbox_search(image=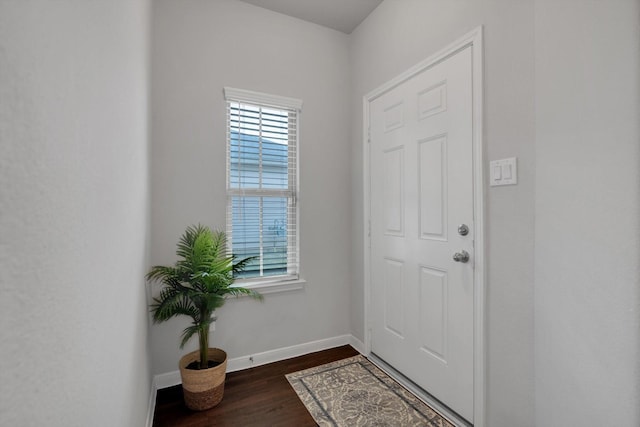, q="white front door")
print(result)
[369,45,475,421]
